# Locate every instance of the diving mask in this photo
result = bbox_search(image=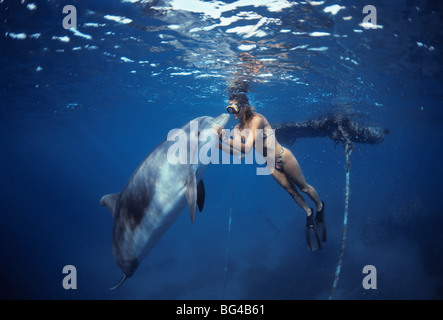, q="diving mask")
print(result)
[226,103,240,115]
